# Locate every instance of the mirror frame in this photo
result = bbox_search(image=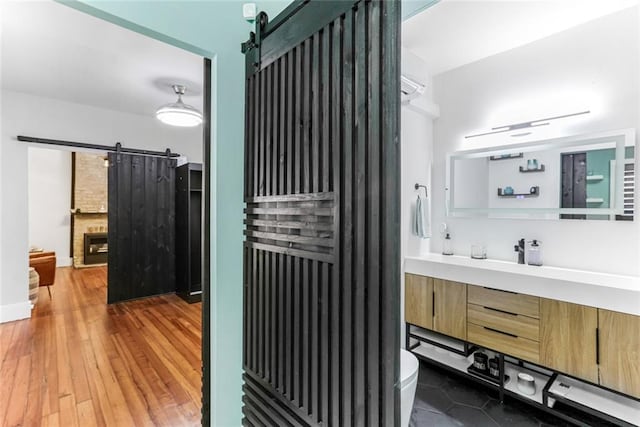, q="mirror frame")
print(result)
[446,128,635,218]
